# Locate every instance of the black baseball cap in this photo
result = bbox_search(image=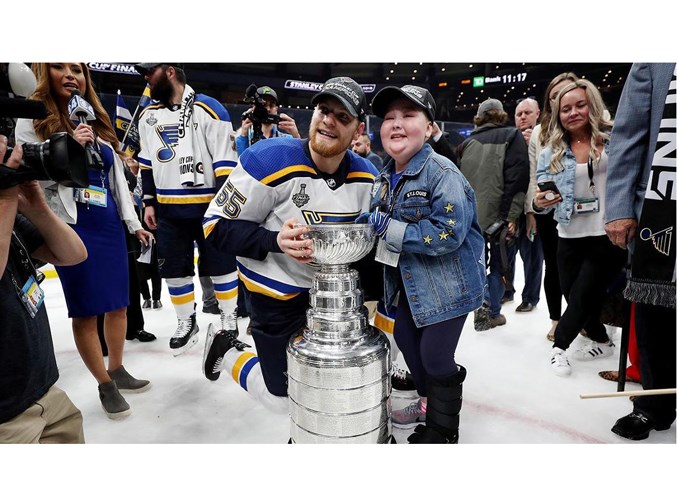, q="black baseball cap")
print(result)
[134,63,184,76]
[311,77,367,121]
[371,85,436,121]
[257,86,278,103]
